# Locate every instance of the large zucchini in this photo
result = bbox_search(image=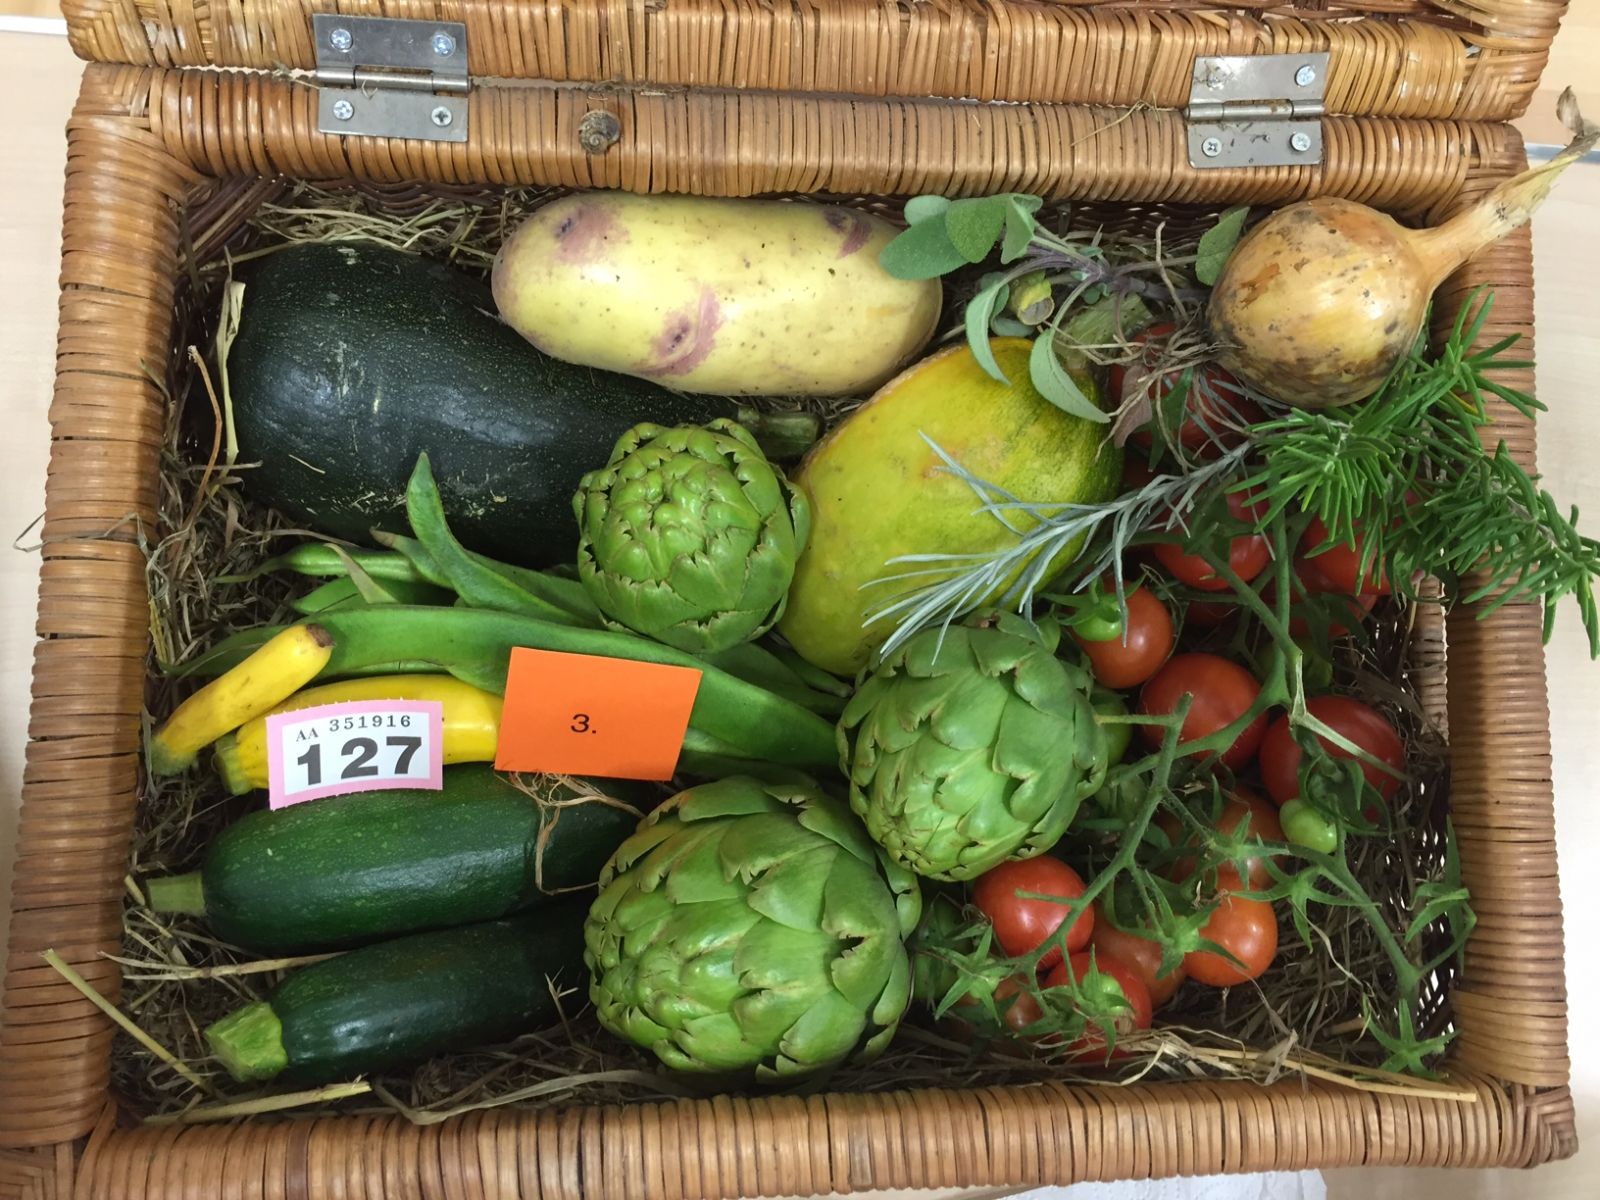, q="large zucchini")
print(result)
[144,764,644,953]
[227,243,735,565]
[204,905,587,1083]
